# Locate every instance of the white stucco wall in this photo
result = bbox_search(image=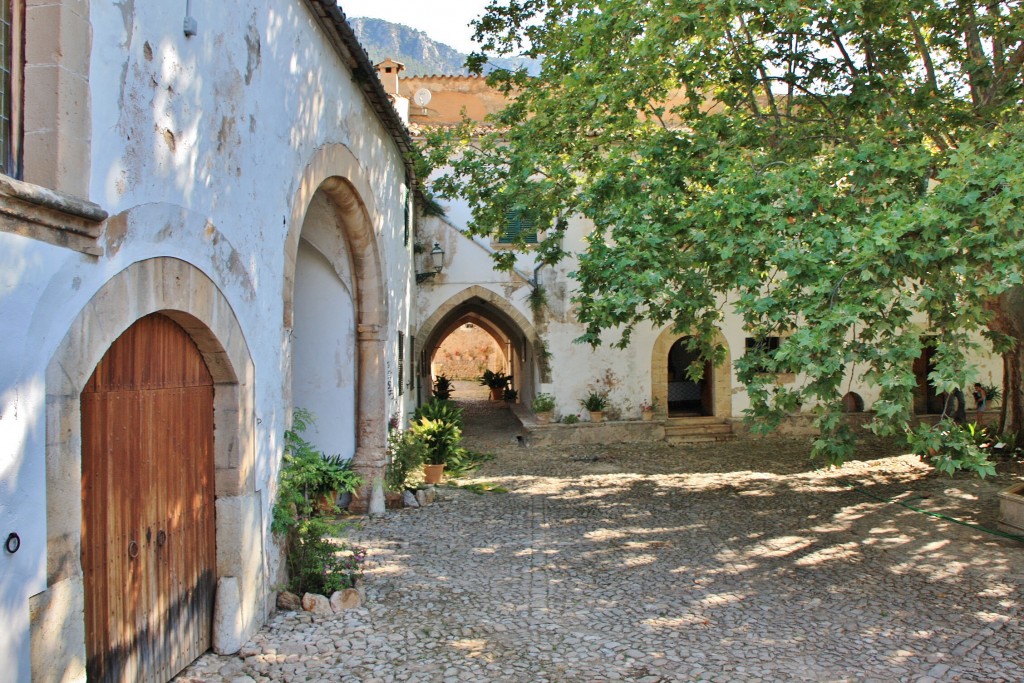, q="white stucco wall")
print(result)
[0,3,417,679]
[293,239,357,459]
